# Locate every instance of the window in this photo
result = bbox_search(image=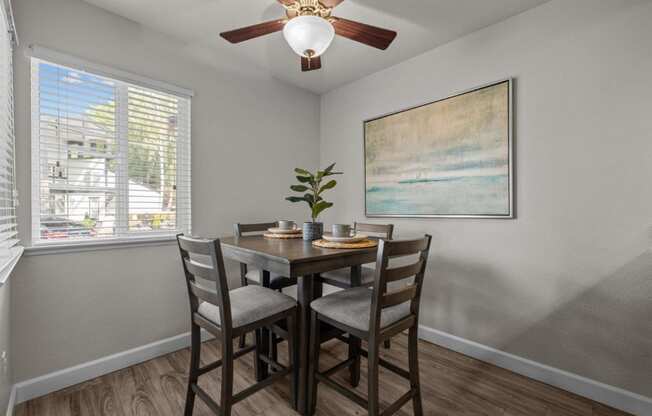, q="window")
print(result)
[30,53,191,246]
[0,1,20,280]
